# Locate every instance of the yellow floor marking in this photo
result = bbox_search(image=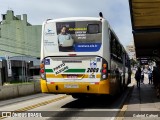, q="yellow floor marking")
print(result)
[116,105,128,120]
[116,79,136,120]
[14,95,68,111]
[0,95,69,119]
